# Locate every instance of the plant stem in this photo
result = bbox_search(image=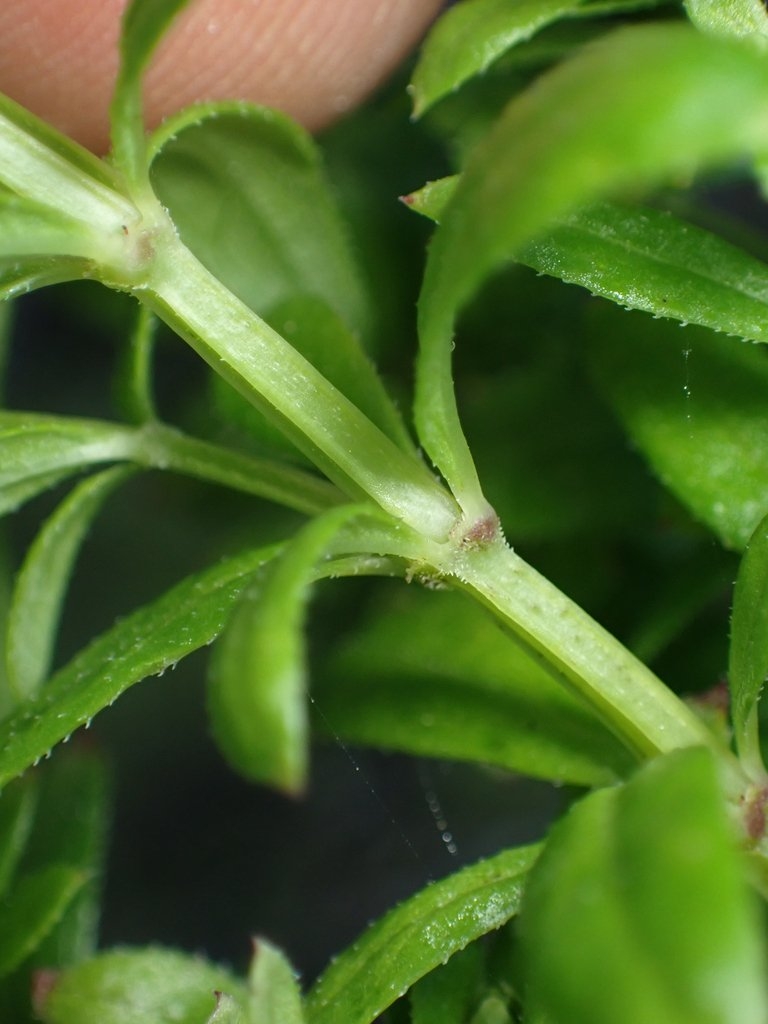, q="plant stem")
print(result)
[141,228,461,541]
[442,536,736,766]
